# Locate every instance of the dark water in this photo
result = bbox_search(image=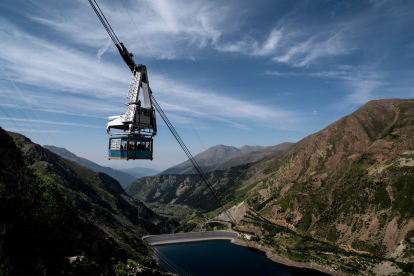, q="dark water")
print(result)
[155,241,330,276]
